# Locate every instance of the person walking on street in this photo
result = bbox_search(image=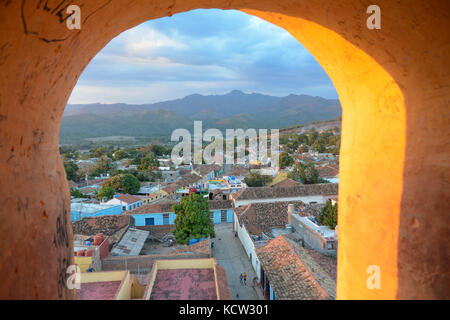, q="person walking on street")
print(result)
[240,273,243,284]
[243,273,247,285]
